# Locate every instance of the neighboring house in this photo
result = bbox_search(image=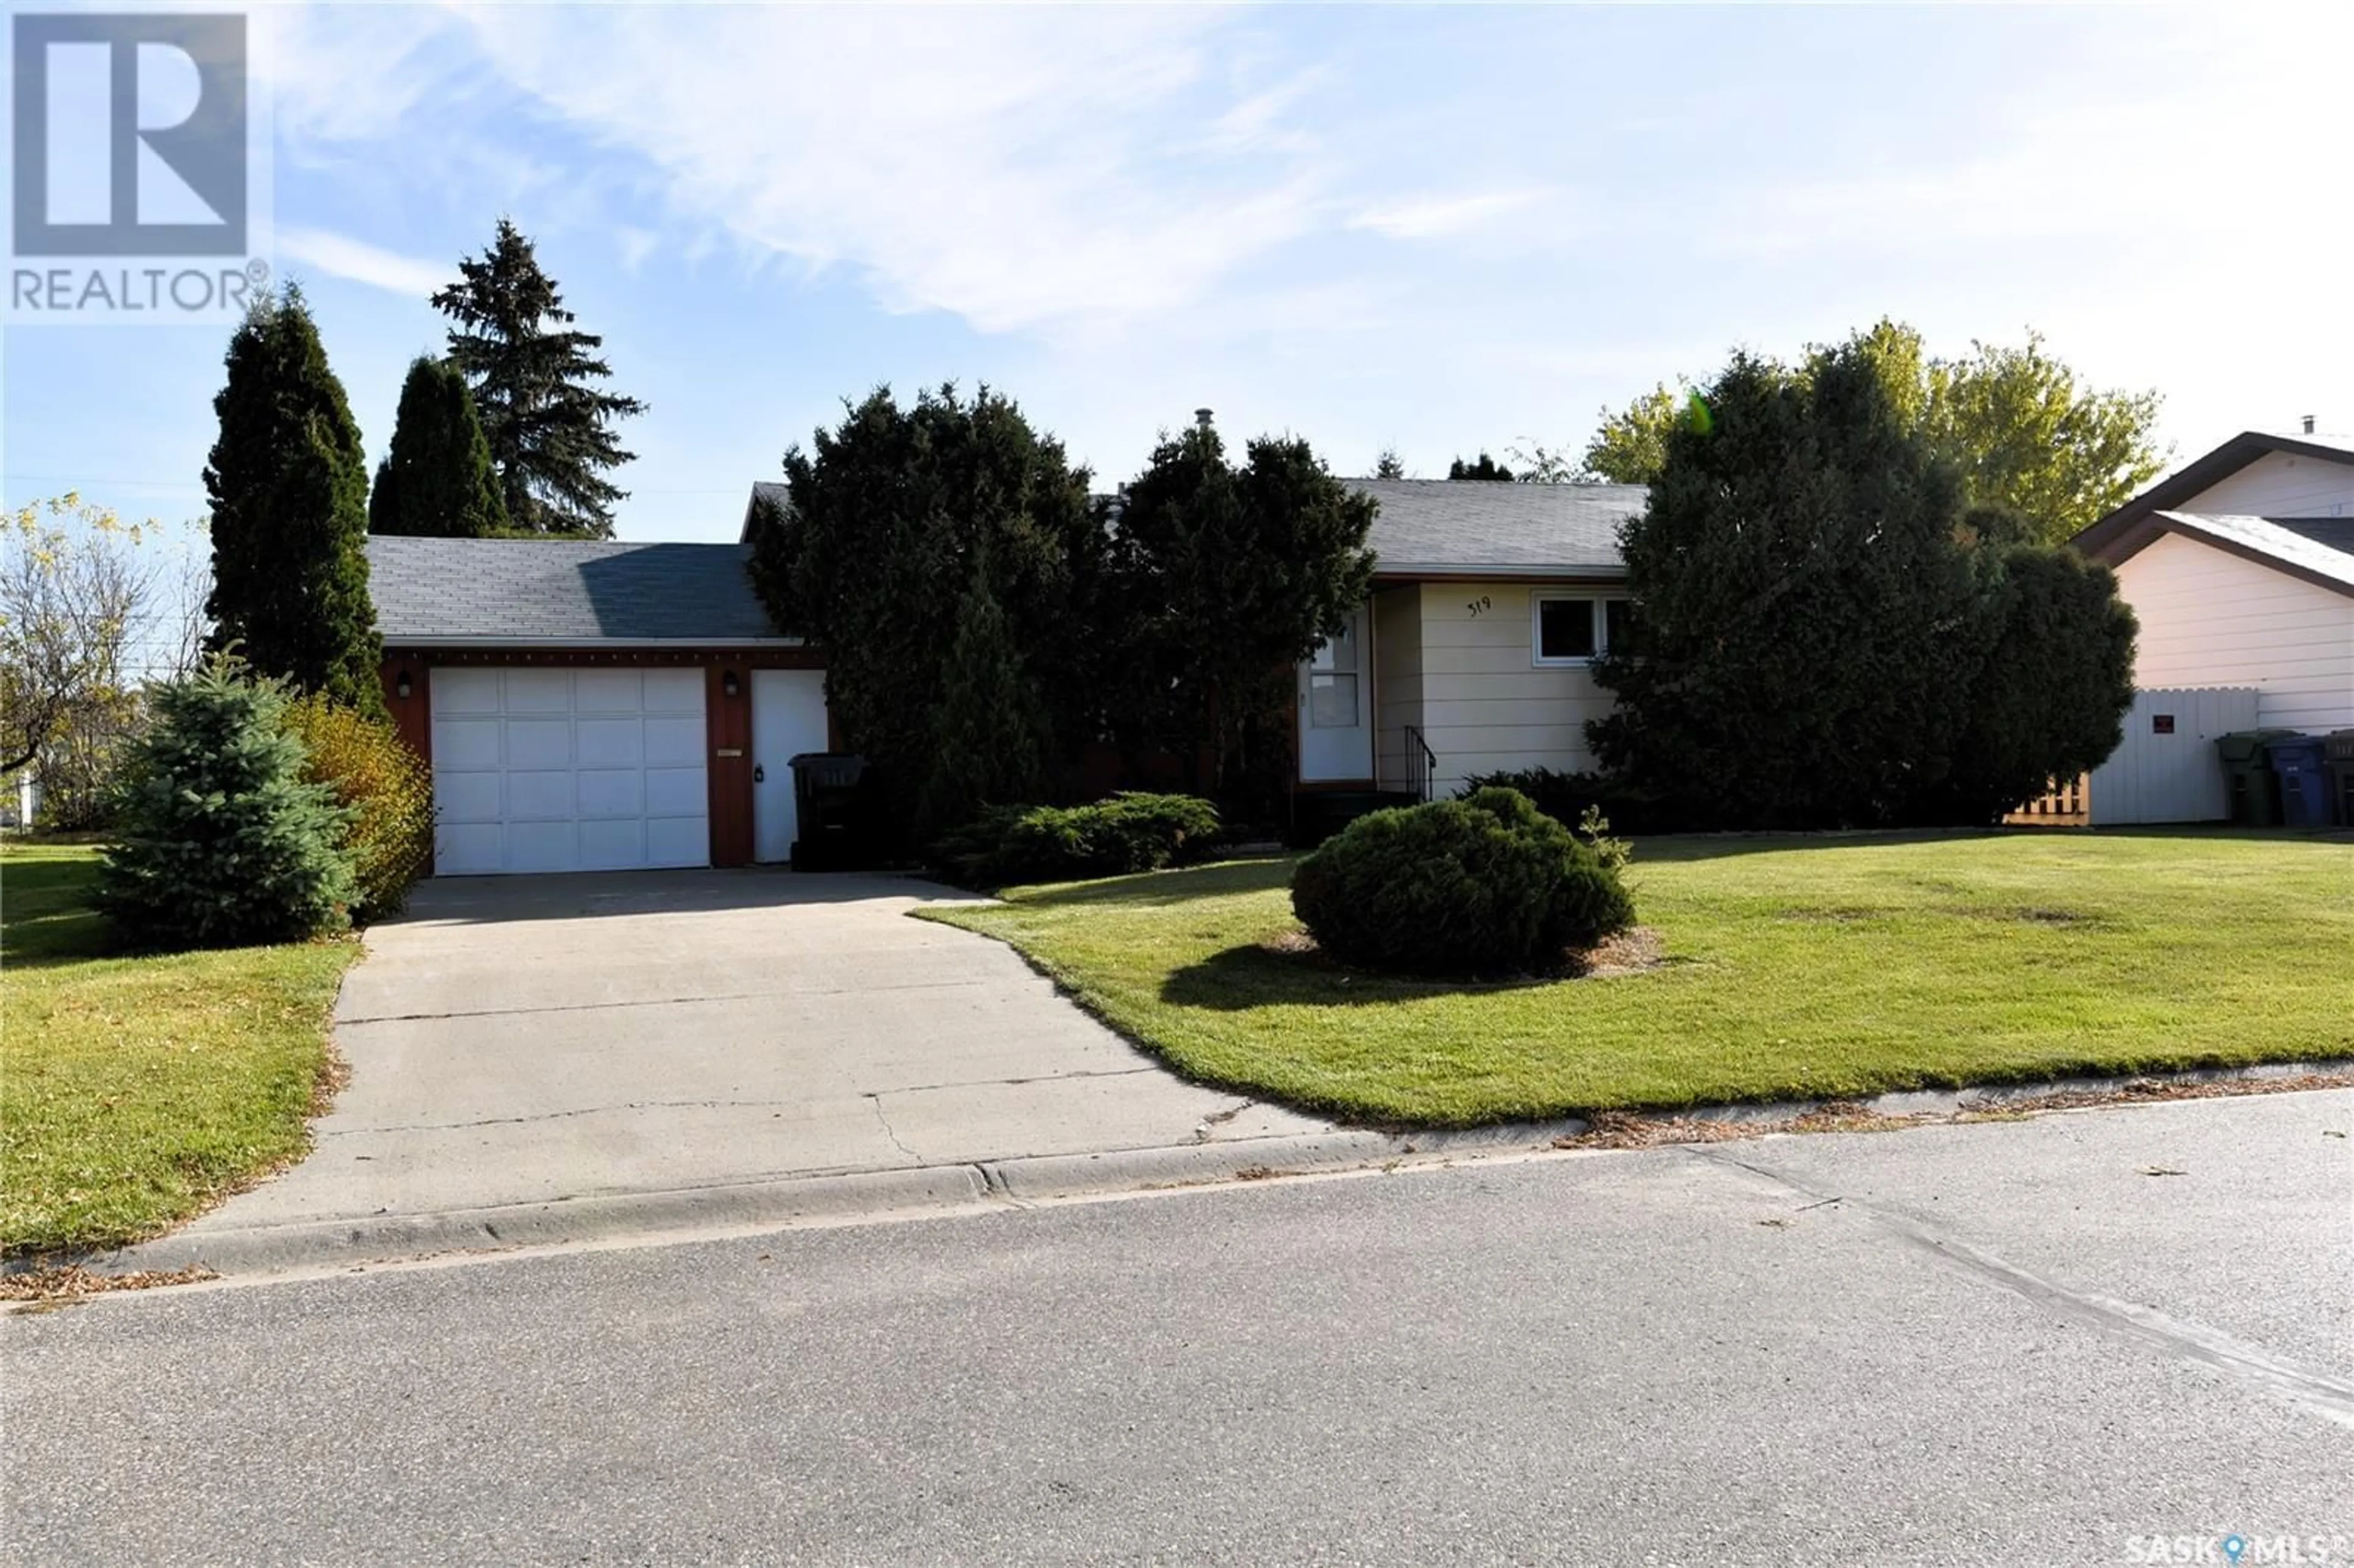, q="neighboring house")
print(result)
[2071,427,2354,735]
